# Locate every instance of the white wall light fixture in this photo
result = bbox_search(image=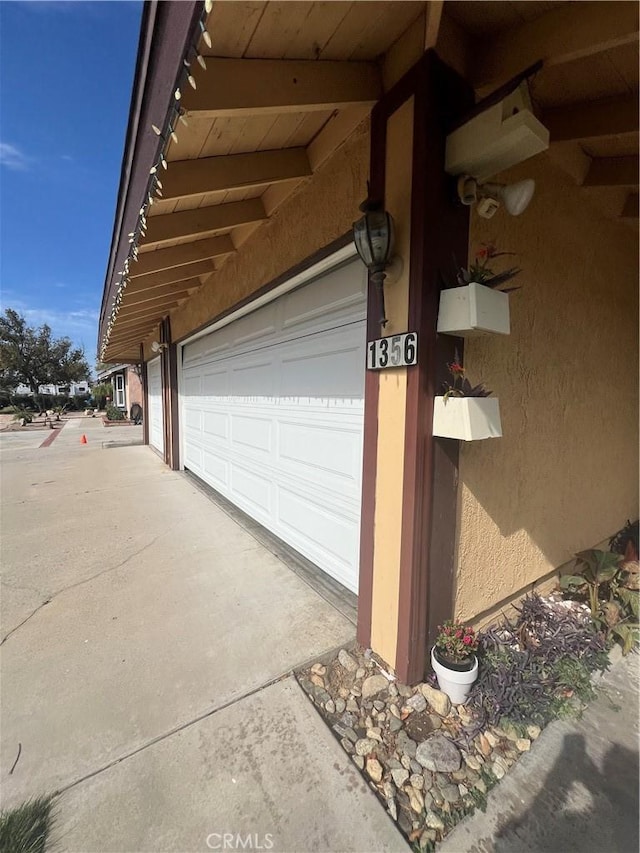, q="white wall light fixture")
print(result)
[457,175,536,219]
[151,340,168,353]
